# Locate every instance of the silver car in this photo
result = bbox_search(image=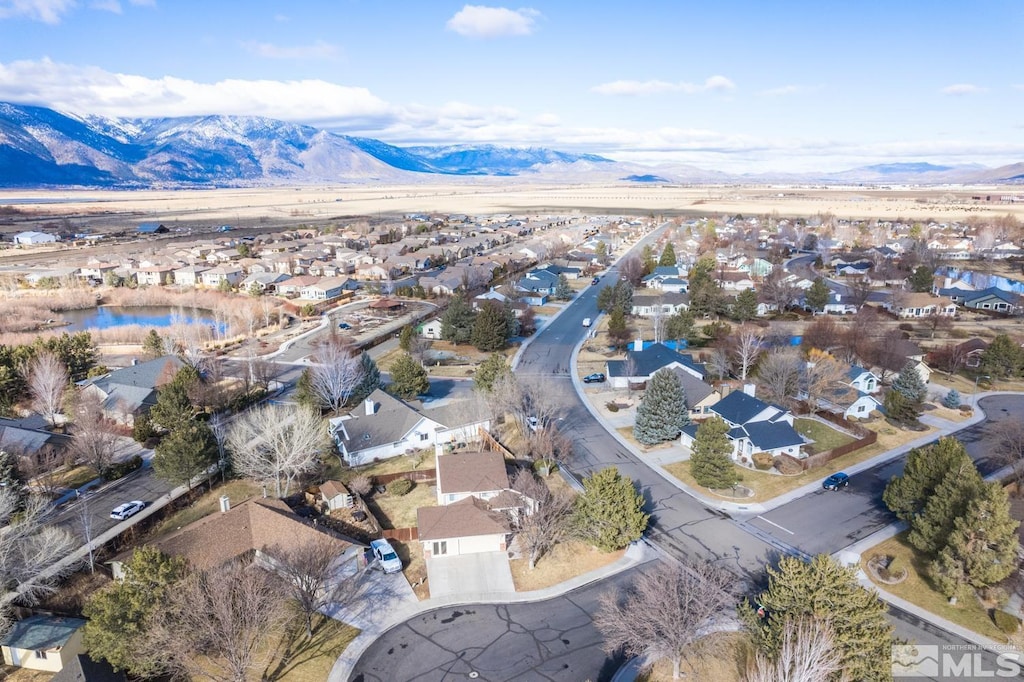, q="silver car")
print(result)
[110,500,145,521]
